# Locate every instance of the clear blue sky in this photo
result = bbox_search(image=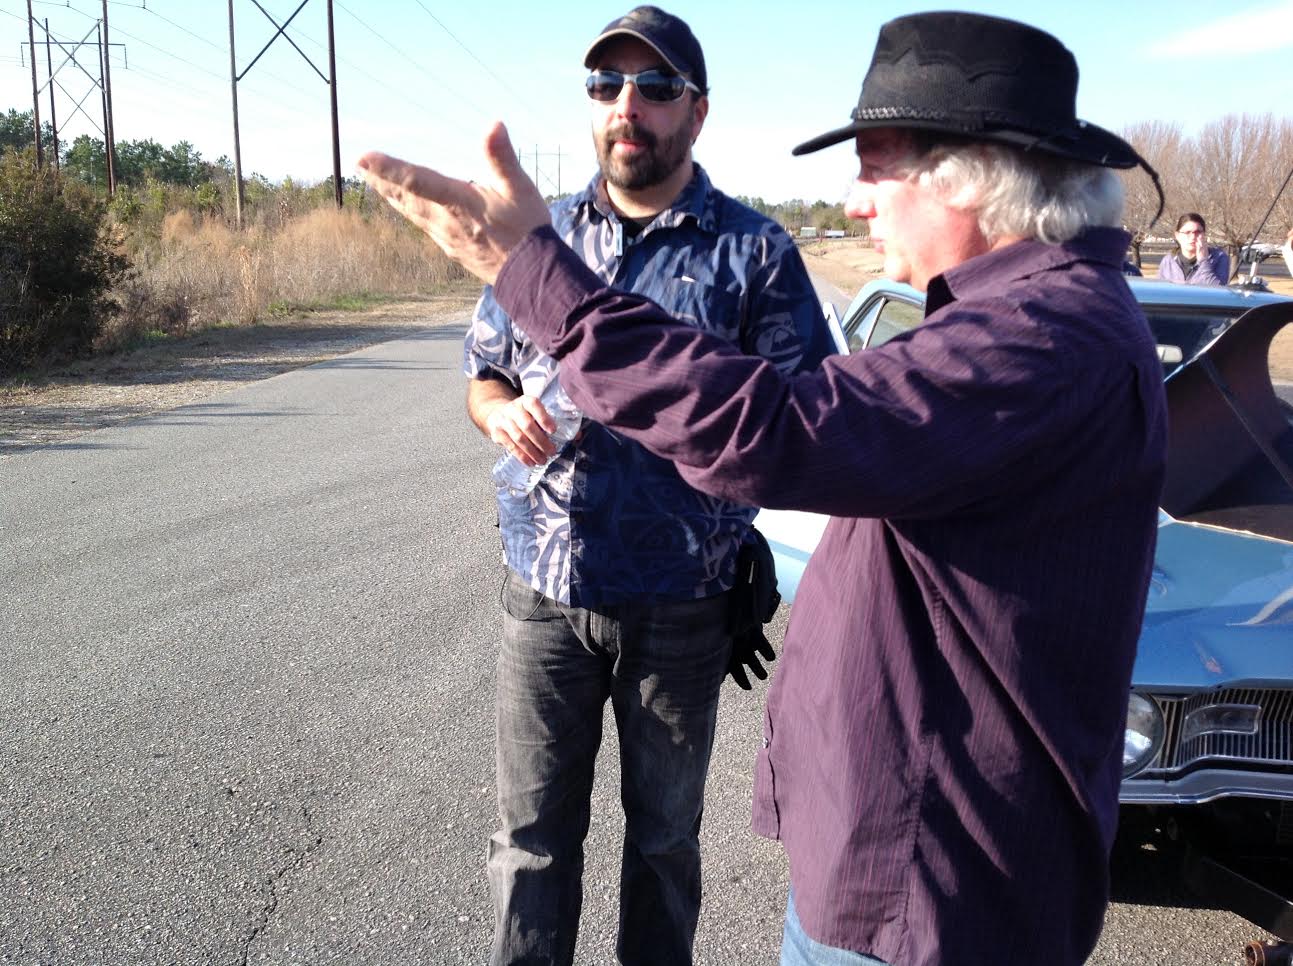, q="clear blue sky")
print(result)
[4,0,1293,203]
